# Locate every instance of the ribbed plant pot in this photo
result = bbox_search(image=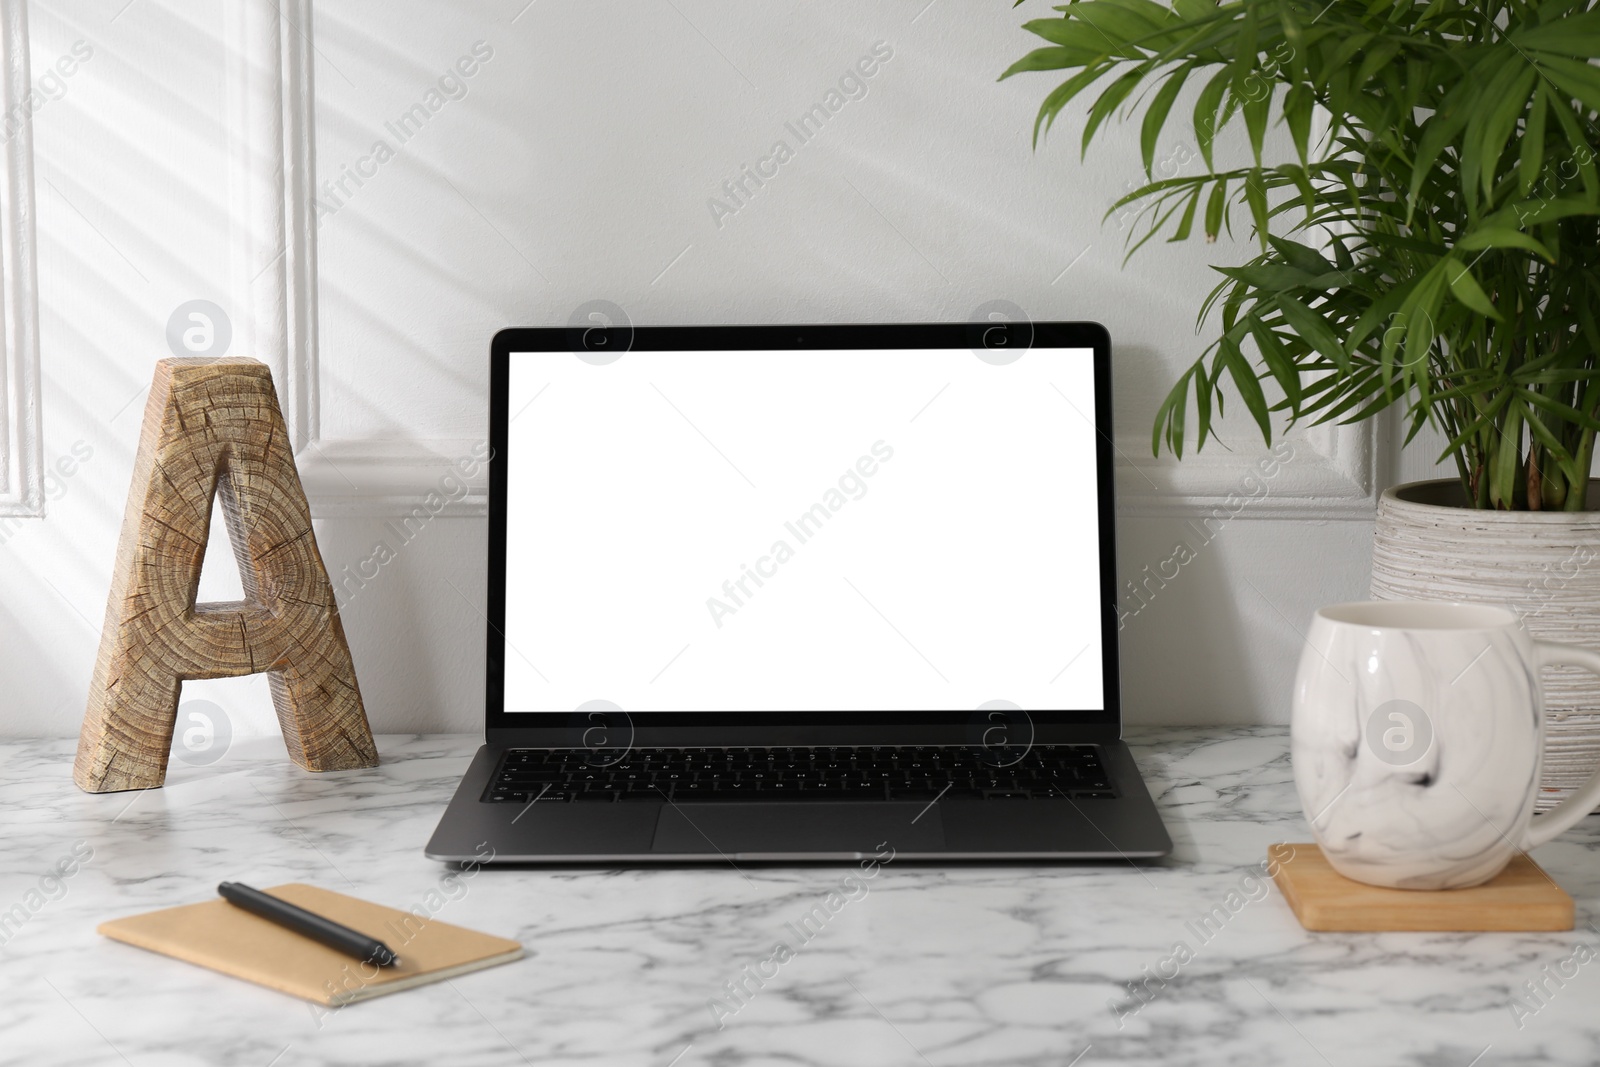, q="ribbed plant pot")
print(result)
[1371,479,1600,811]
